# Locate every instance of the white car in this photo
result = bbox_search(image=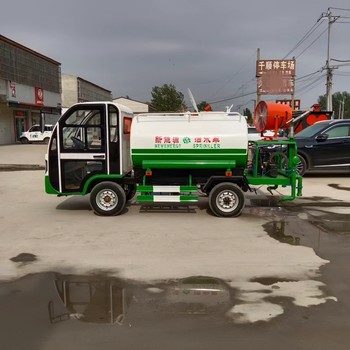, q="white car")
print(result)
[20,124,53,144]
[248,126,274,141]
